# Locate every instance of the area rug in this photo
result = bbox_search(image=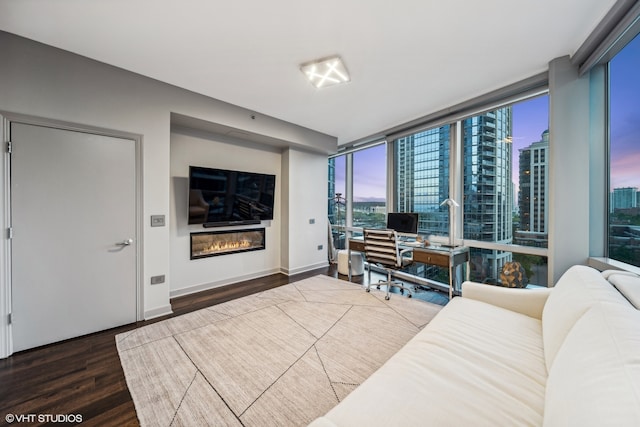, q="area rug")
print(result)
[116,275,443,426]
